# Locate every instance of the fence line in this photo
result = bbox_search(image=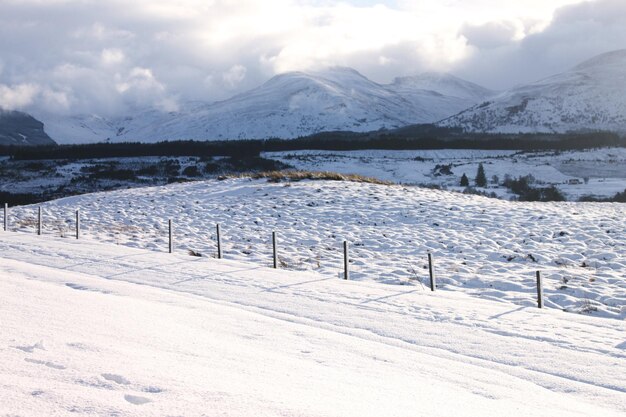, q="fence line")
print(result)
[272,231,278,269]
[216,223,222,259]
[428,253,436,291]
[343,240,349,280]
[37,206,42,236]
[2,203,596,310]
